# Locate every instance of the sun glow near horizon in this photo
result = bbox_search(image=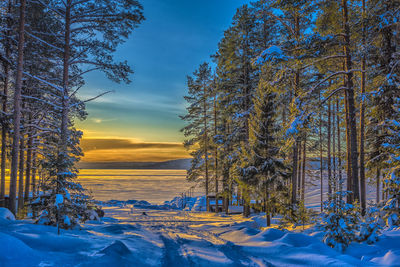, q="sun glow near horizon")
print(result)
[73,0,248,163]
[79,135,189,162]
